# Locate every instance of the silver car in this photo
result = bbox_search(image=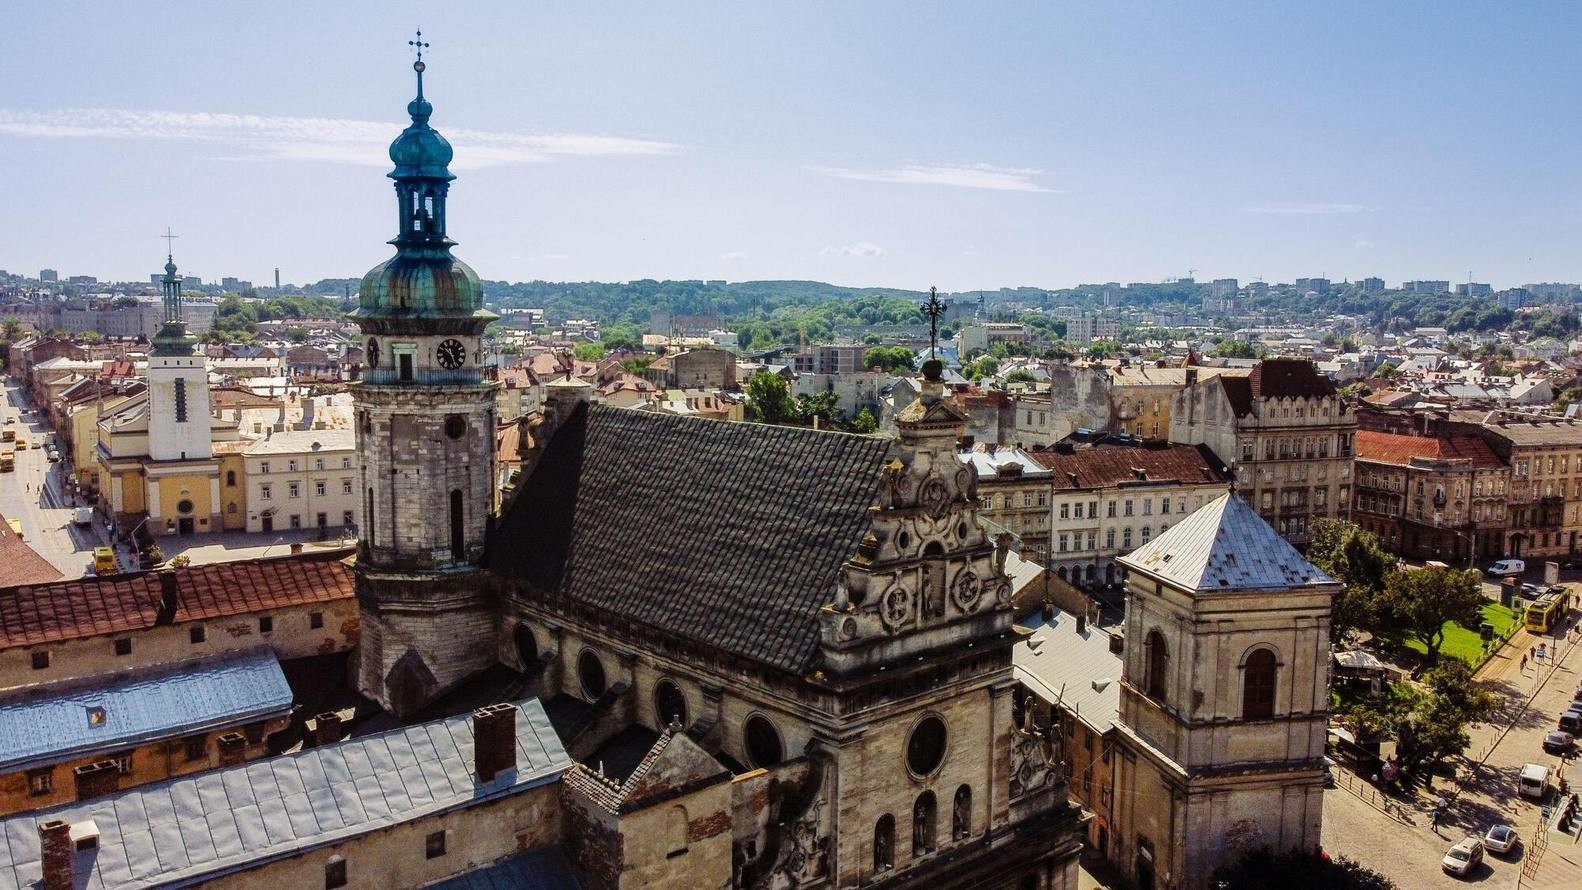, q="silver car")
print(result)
[1483,824,1516,855]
